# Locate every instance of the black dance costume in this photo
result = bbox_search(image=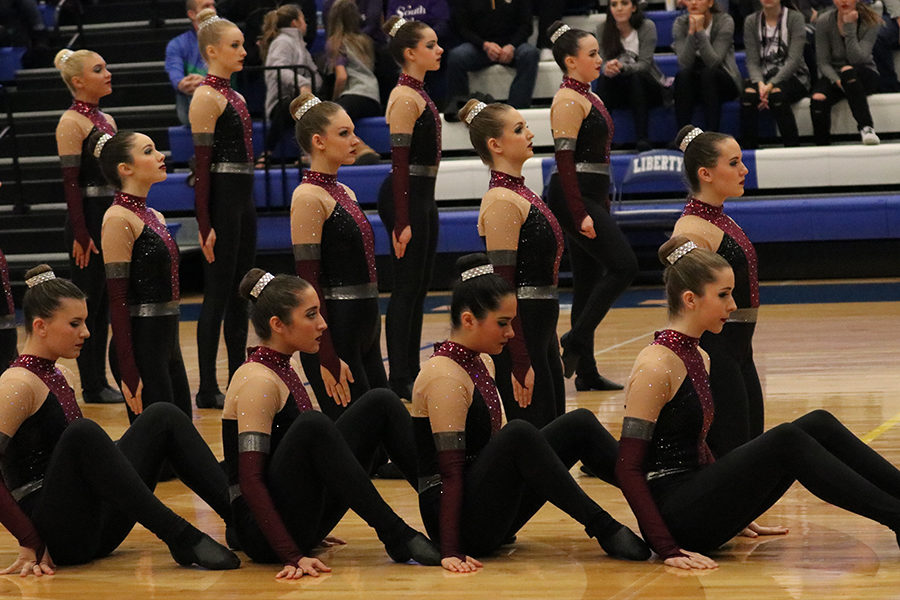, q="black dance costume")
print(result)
[0,248,17,373]
[617,329,900,559]
[377,73,441,398]
[0,354,236,568]
[413,341,649,560]
[193,74,257,402]
[481,171,565,428]
[294,170,387,420]
[547,76,638,381]
[105,192,190,421]
[682,198,763,456]
[222,346,437,566]
[60,100,115,397]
